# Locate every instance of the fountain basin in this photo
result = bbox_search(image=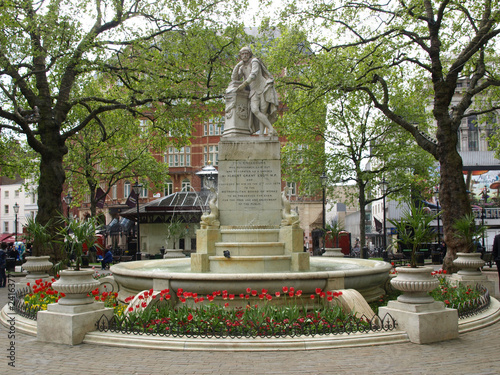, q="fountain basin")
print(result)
[111,257,391,303]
